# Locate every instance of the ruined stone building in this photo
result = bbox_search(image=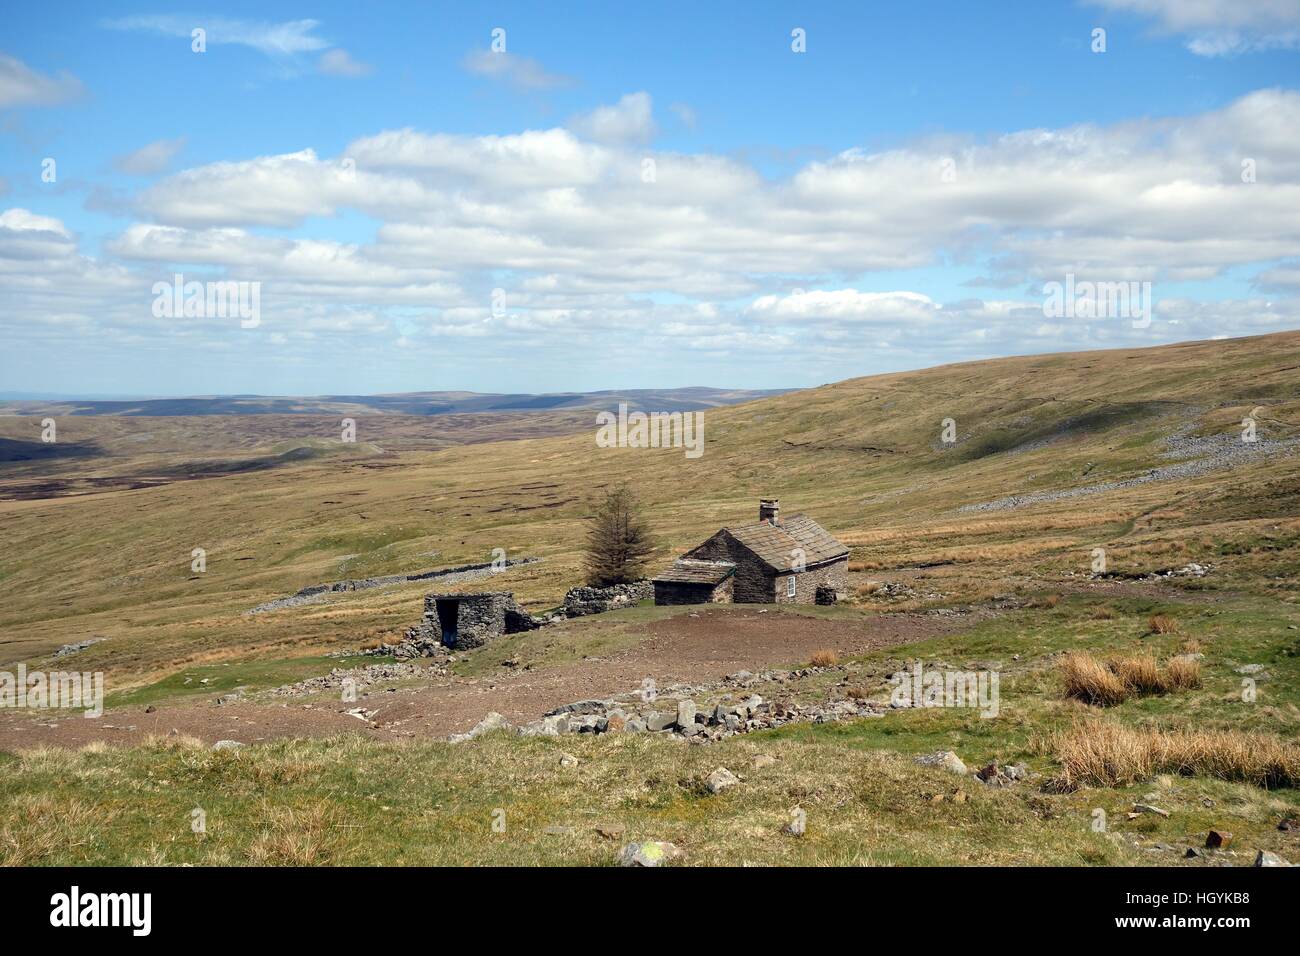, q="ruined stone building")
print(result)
[652,499,848,605]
